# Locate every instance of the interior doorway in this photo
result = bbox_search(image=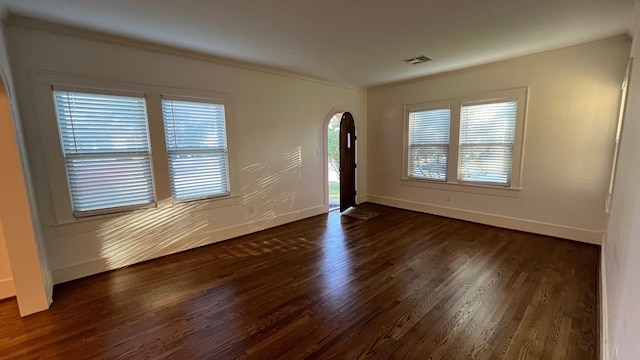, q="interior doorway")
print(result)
[326,111,357,212]
[327,113,341,211]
